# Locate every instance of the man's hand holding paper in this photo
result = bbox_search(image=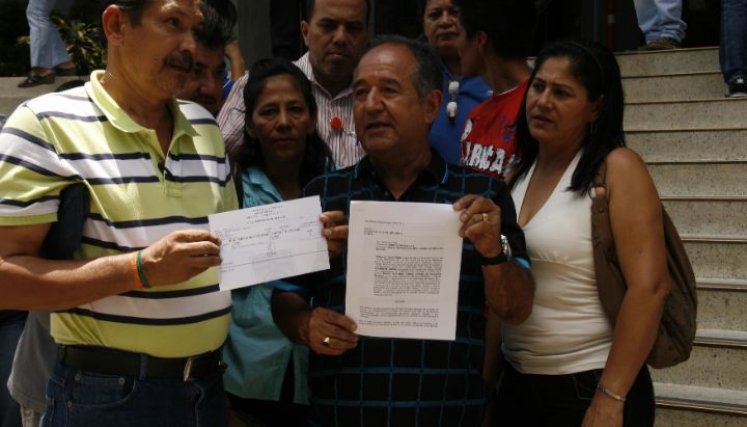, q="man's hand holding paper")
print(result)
[320,210,349,259]
[454,194,503,258]
[208,196,330,291]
